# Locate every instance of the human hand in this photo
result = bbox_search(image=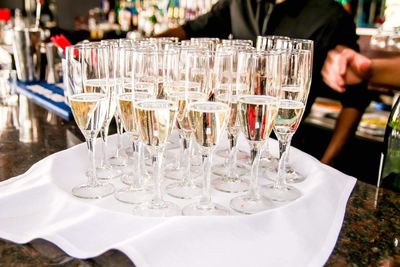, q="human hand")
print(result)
[322,45,372,93]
